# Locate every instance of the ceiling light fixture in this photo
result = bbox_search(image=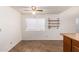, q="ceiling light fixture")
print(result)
[32,6,36,11]
[32,6,36,15]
